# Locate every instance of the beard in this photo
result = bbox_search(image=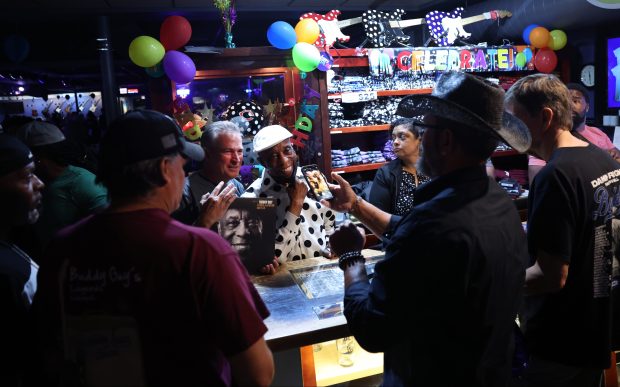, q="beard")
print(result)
[416,143,439,179]
[572,111,586,131]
